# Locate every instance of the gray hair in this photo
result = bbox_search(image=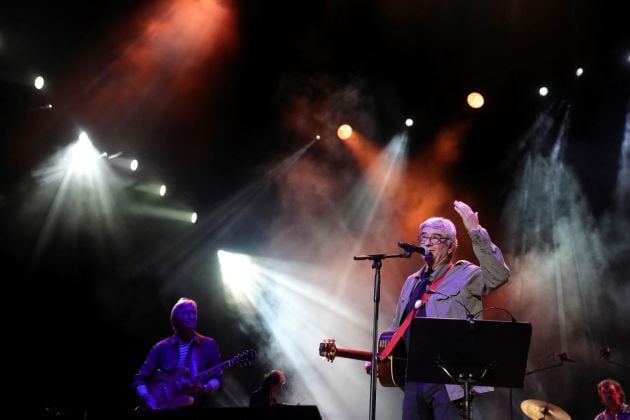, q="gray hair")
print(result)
[170,297,197,326]
[419,217,458,254]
